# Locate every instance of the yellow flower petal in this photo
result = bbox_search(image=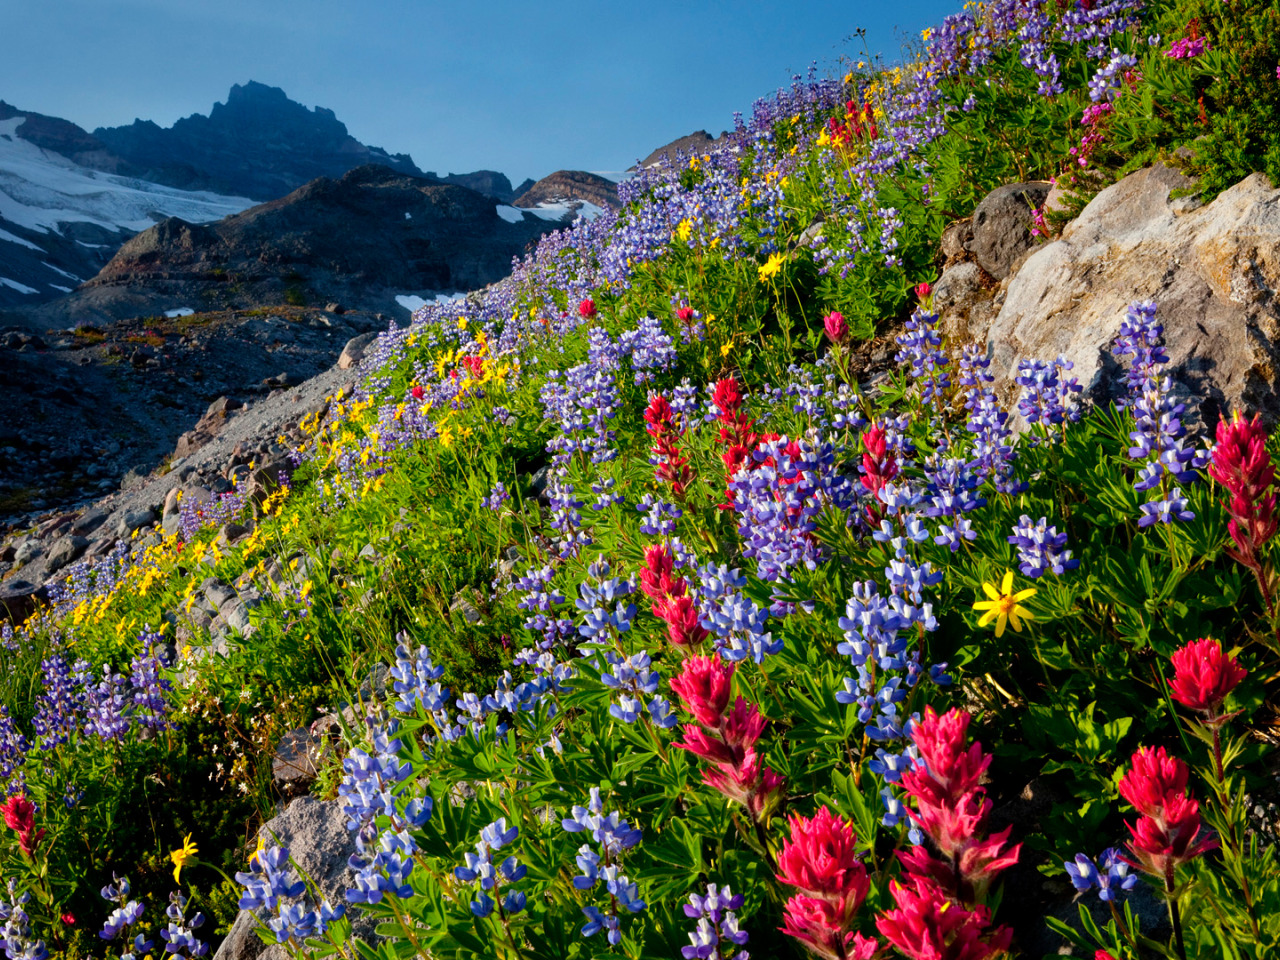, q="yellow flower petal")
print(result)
[1013,587,1038,602]
[1000,570,1014,595]
[981,582,1001,601]
[994,614,1007,638]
